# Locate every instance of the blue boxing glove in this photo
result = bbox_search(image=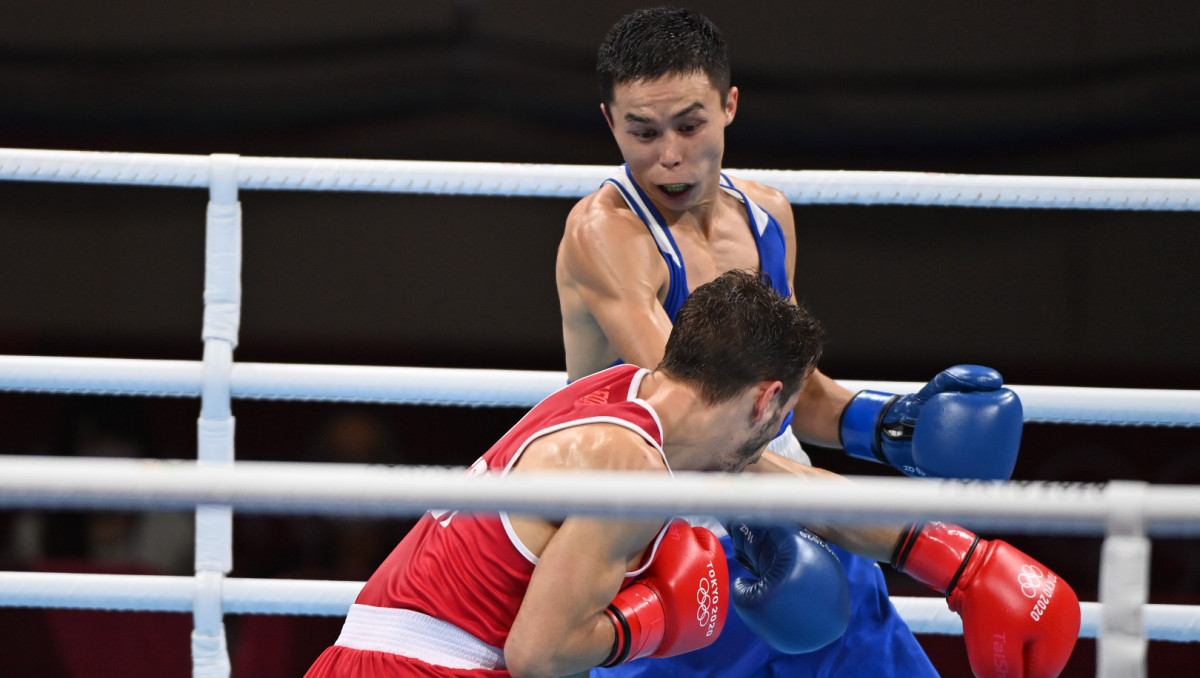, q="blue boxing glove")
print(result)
[839,364,1023,480]
[727,522,851,654]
